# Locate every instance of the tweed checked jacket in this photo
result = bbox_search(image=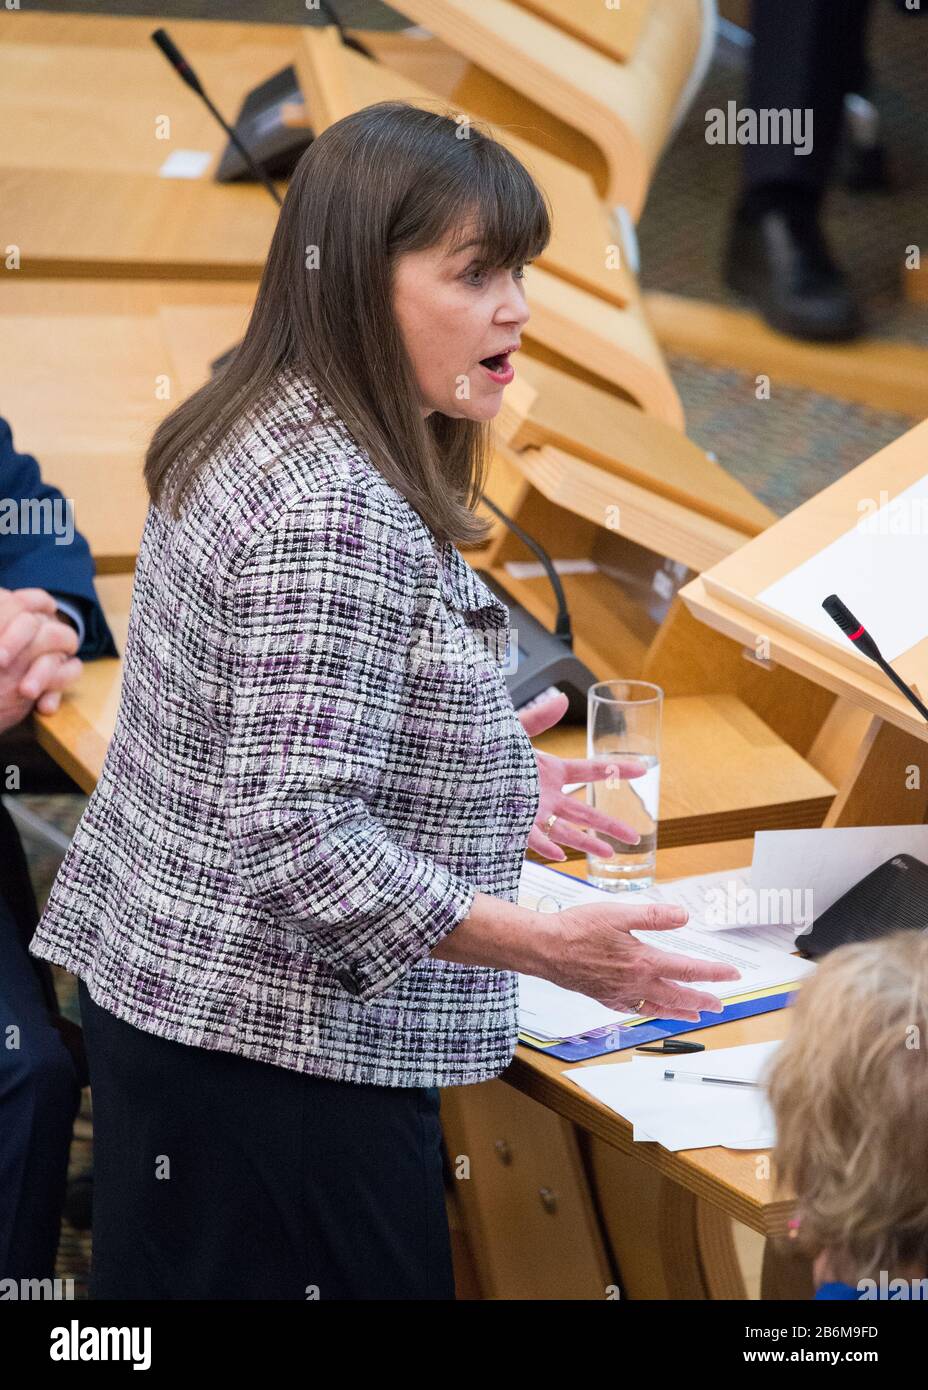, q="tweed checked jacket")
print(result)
[29,367,541,1087]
